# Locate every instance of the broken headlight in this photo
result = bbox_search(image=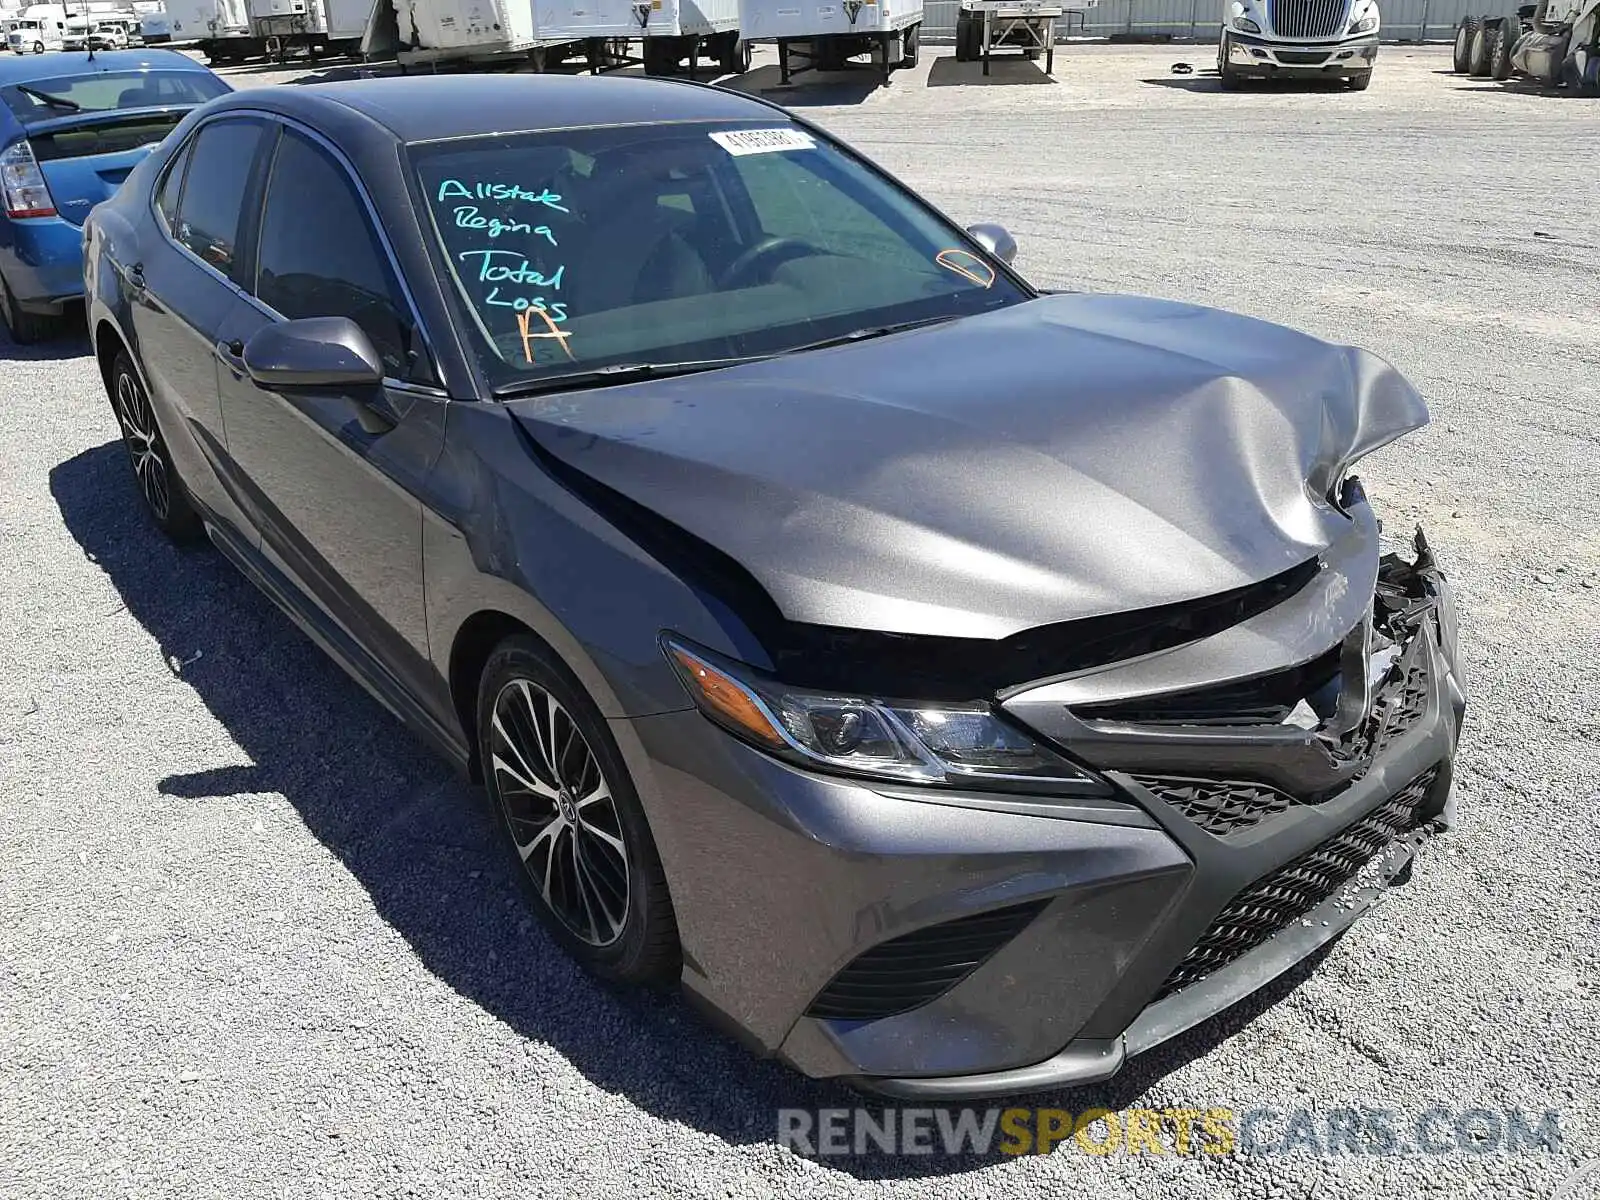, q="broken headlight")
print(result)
[663,637,1105,794]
